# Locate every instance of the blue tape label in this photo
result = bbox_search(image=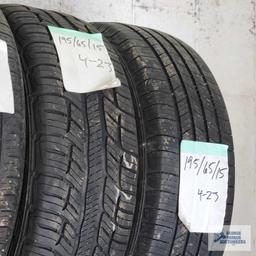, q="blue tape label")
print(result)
[179,140,229,233]
[48,26,120,93]
[0,39,14,114]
